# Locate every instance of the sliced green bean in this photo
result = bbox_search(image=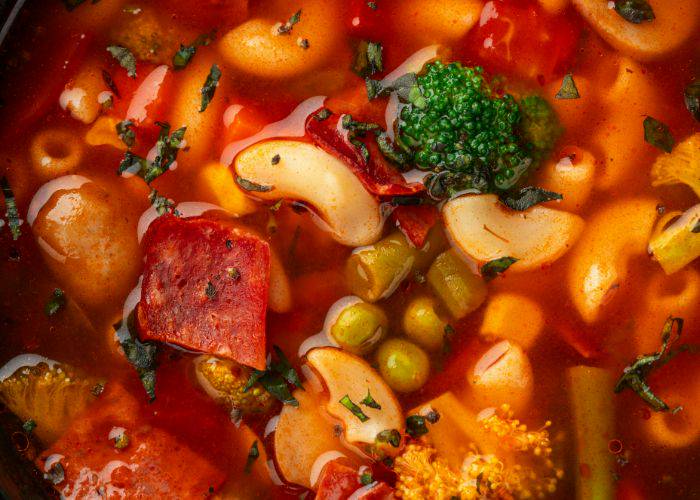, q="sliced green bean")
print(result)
[427,249,487,319]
